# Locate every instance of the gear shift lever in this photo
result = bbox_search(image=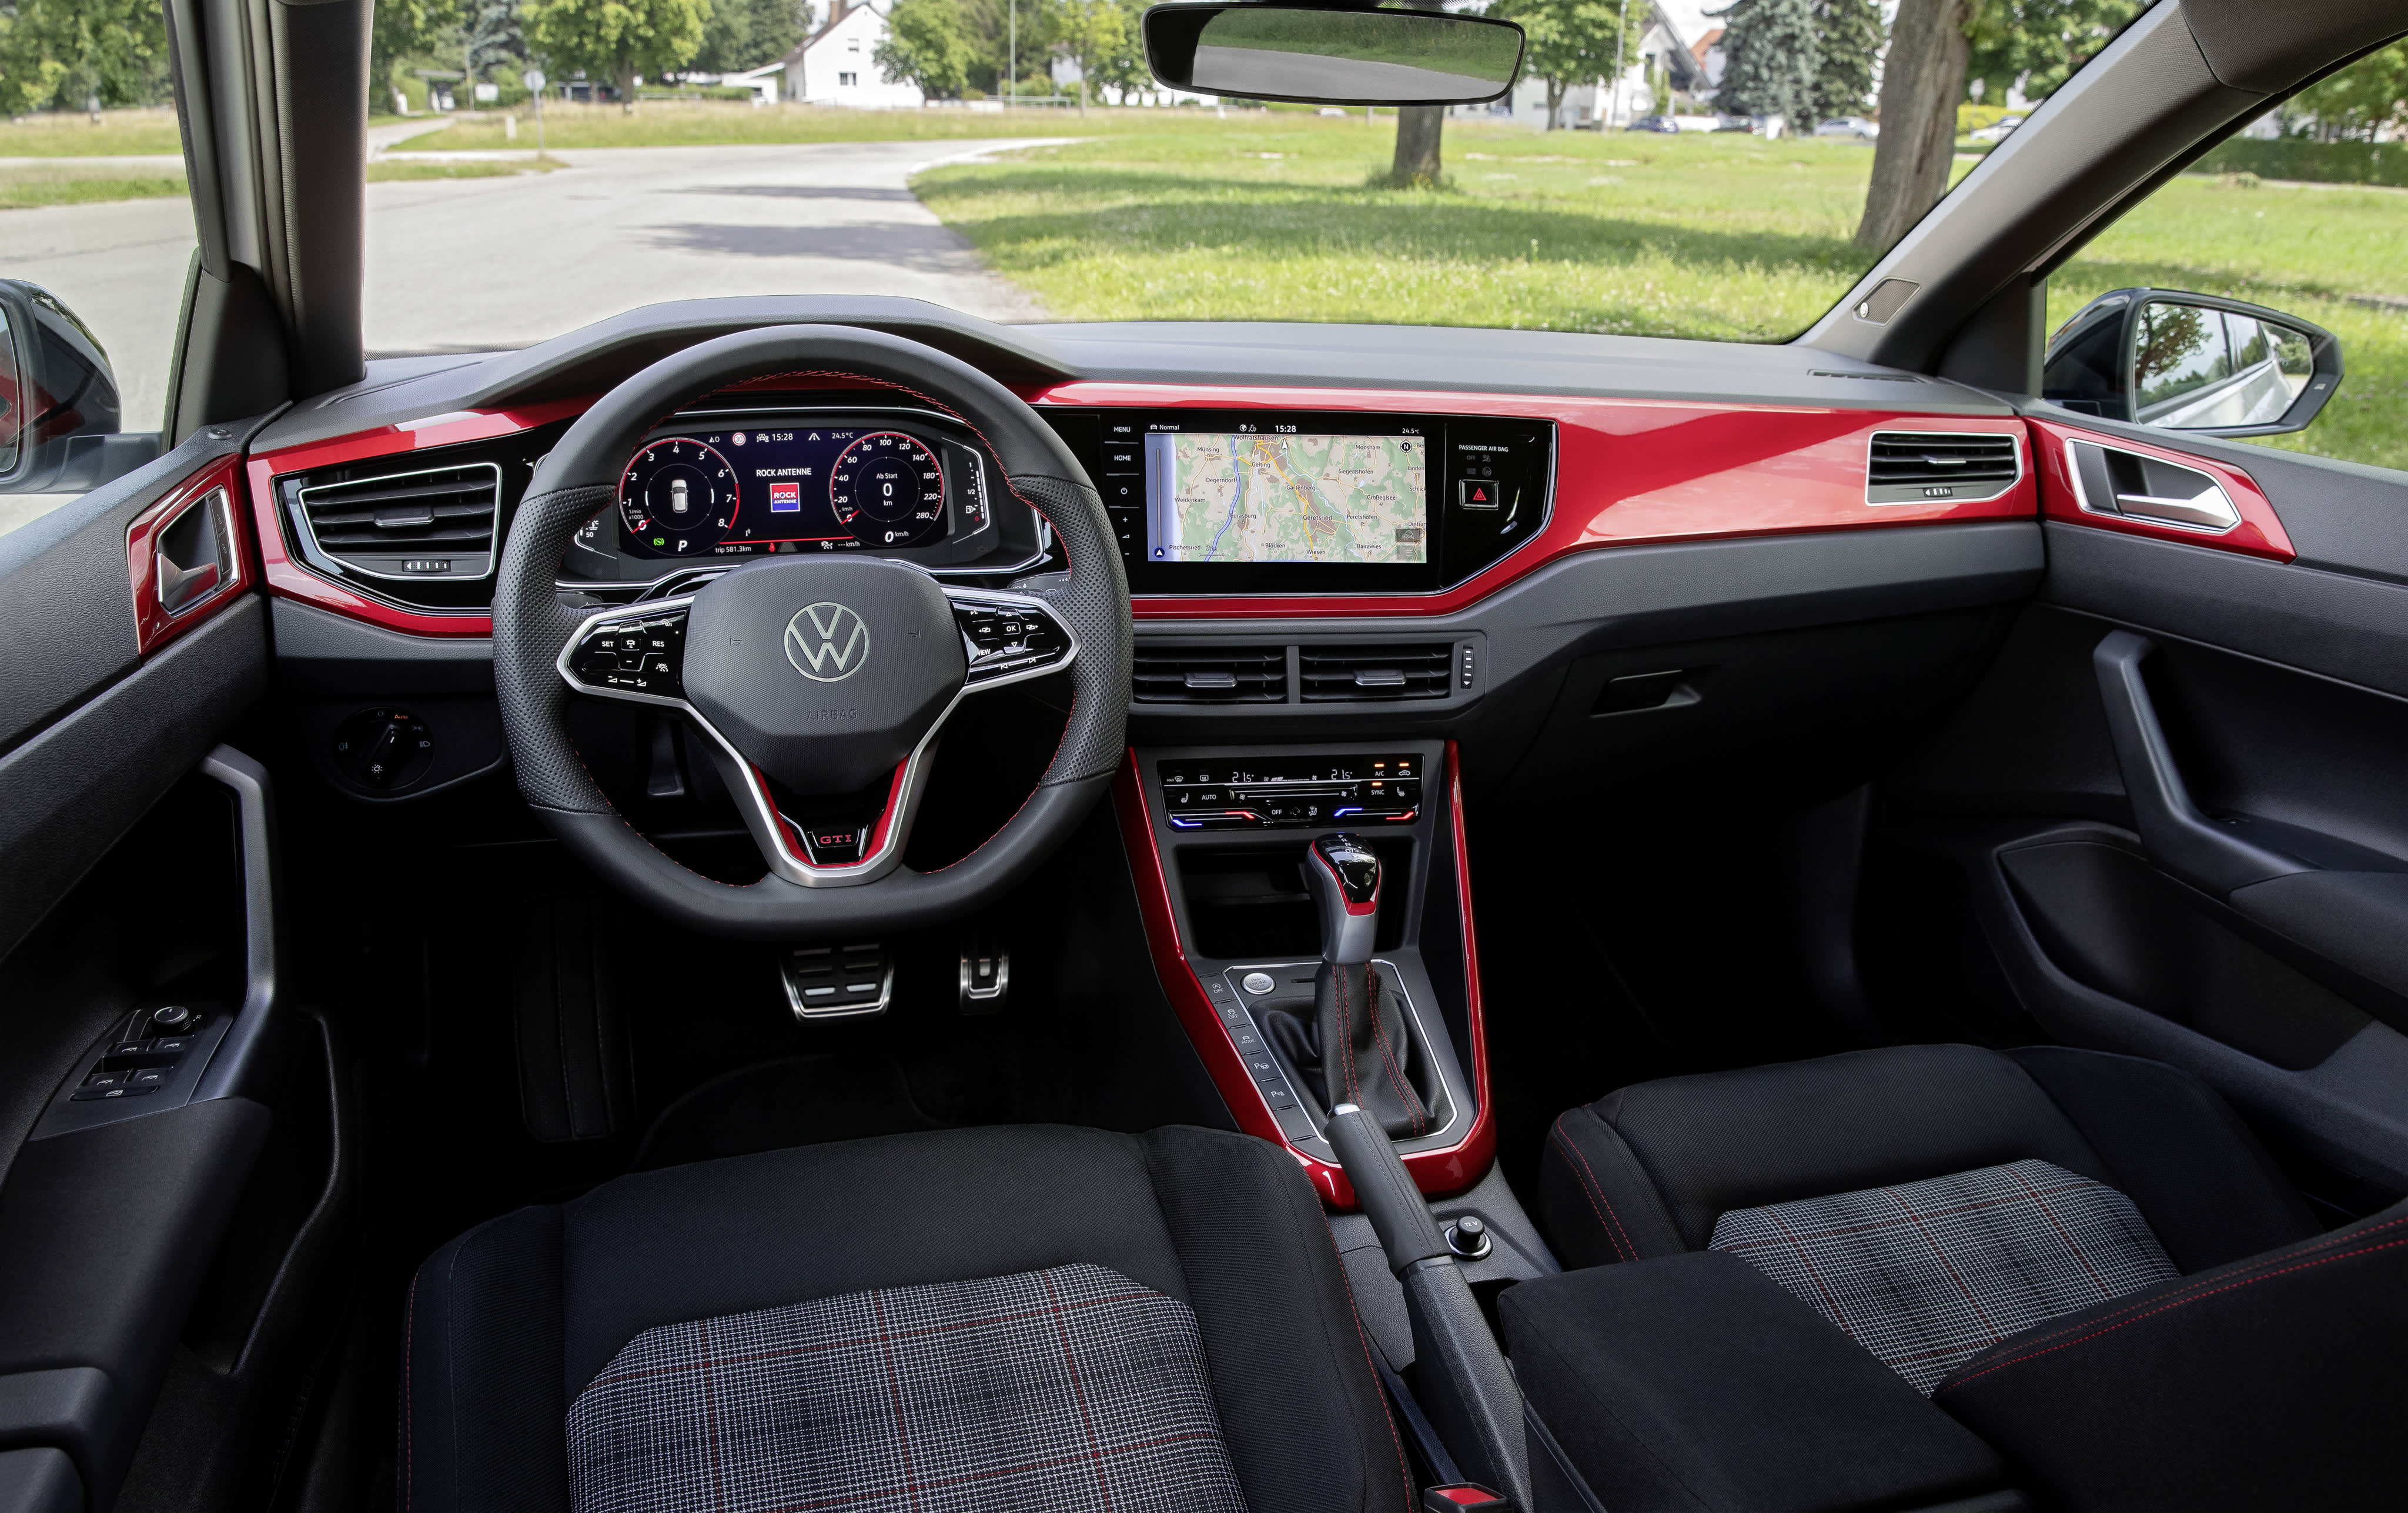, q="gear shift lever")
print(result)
[1304,834,1429,1138]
